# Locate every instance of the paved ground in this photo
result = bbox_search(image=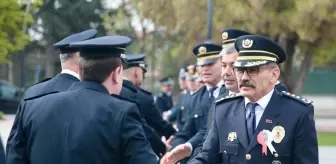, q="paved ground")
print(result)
[1,115,336,163]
